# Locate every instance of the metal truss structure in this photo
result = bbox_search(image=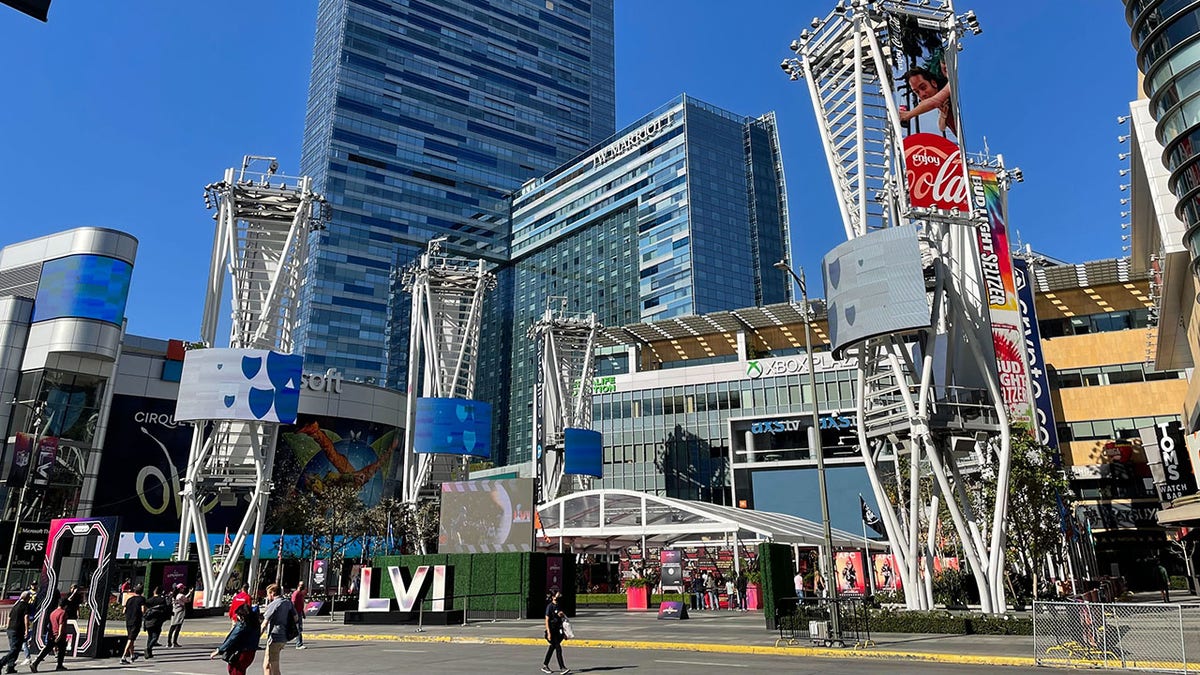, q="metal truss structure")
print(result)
[177,156,326,605]
[399,237,496,504]
[529,298,601,503]
[784,1,1013,612]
